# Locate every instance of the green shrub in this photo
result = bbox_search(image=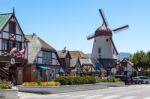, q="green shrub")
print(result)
[0,81,12,89]
[22,81,61,87]
[54,76,96,85]
[96,77,121,83]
